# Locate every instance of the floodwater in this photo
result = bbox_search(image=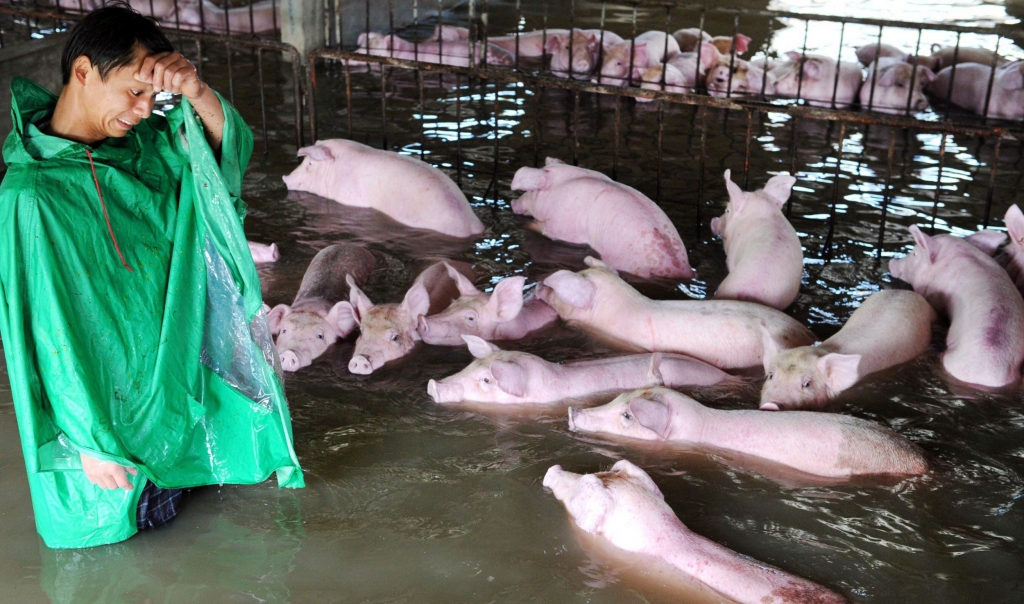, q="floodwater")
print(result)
[2,1,1024,602]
